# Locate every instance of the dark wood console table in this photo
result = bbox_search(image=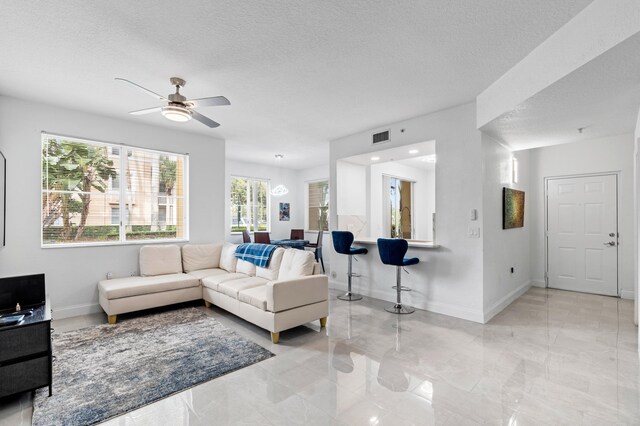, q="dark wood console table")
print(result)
[0,274,52,398]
